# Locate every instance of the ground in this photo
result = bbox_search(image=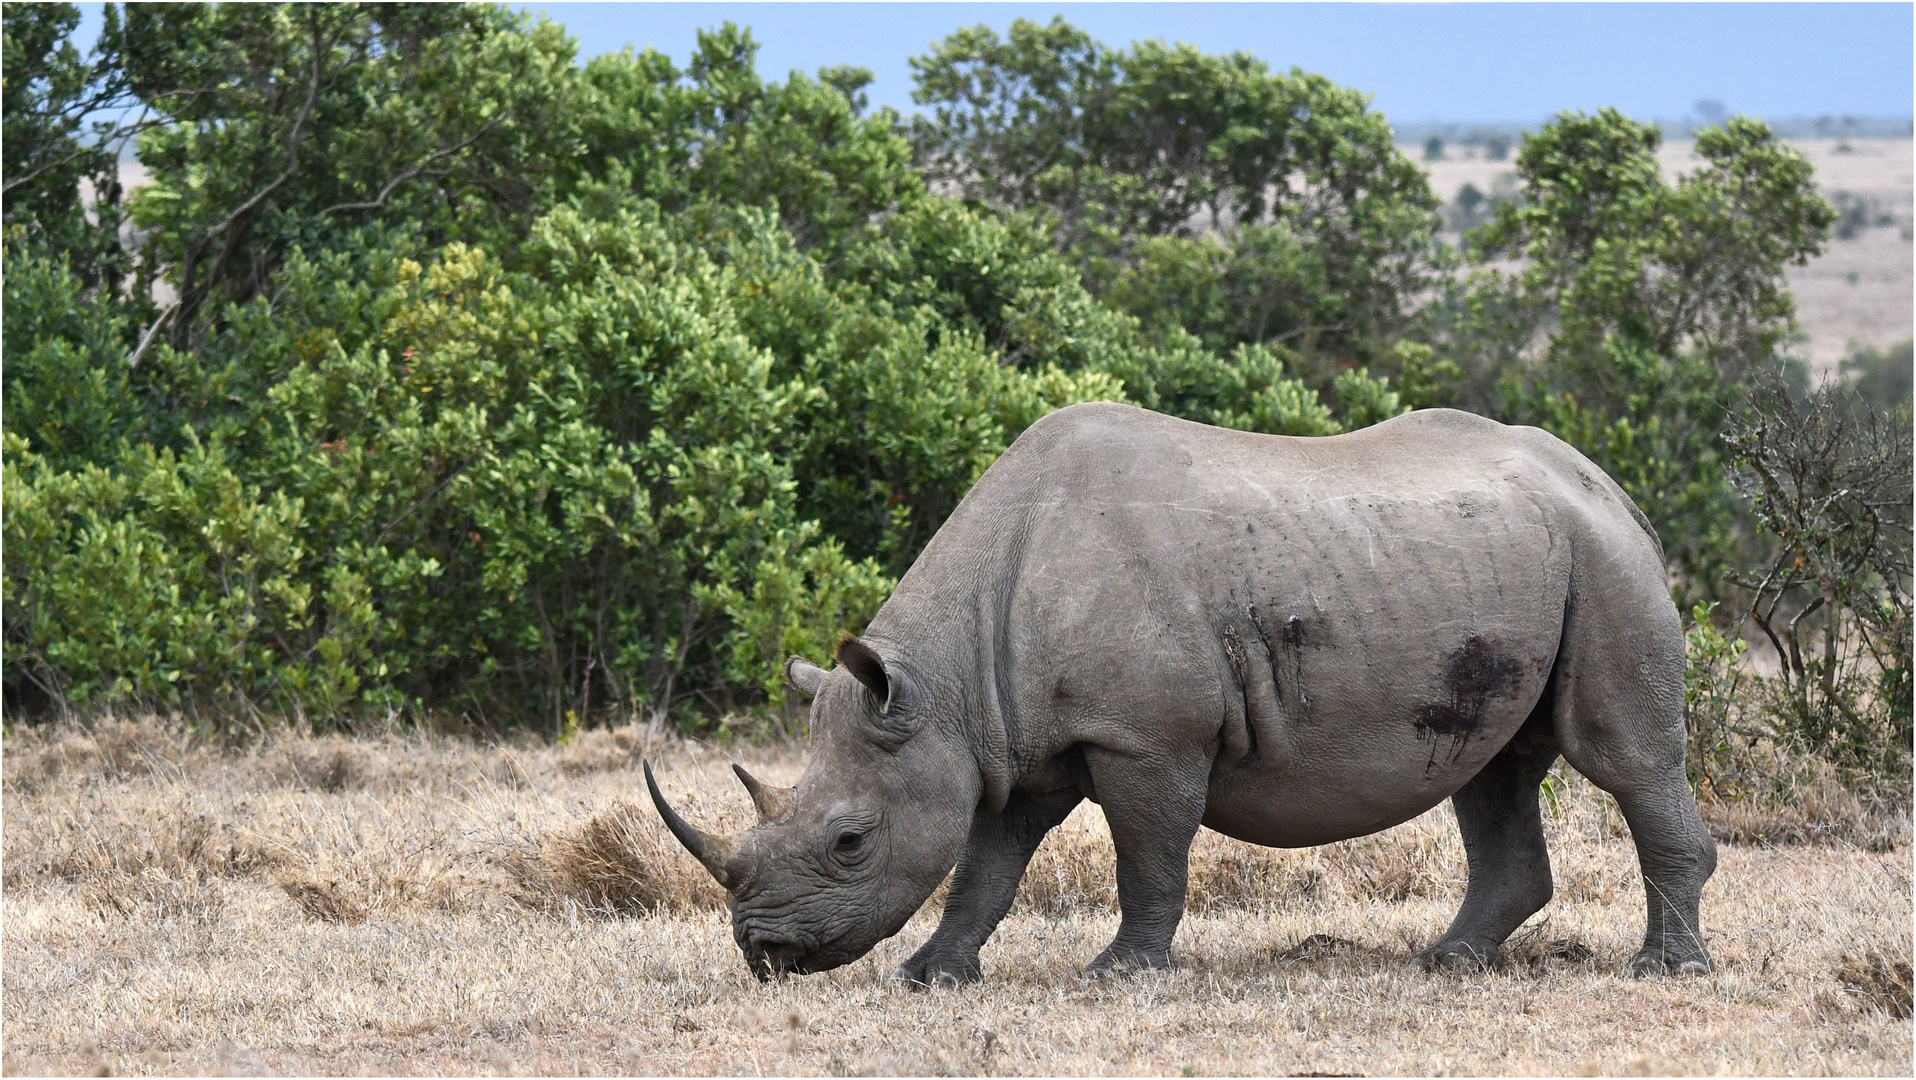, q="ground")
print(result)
[1414,137,1914,379]
[2,719,1909,1076]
